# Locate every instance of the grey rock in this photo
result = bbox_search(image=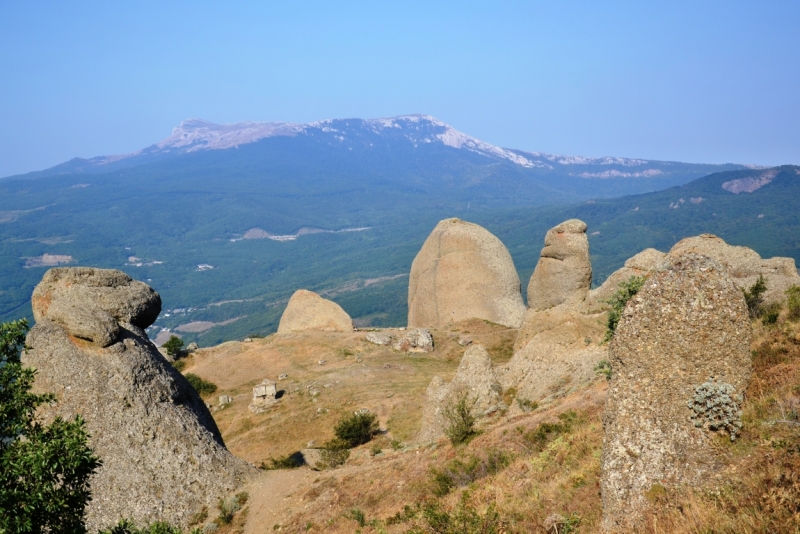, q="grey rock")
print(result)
[218,395,233,406]
[600,253,751,531]
[366,332,394,346]
[24,271,253,531]
[186,342,199,352]
[392,328,434,353]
